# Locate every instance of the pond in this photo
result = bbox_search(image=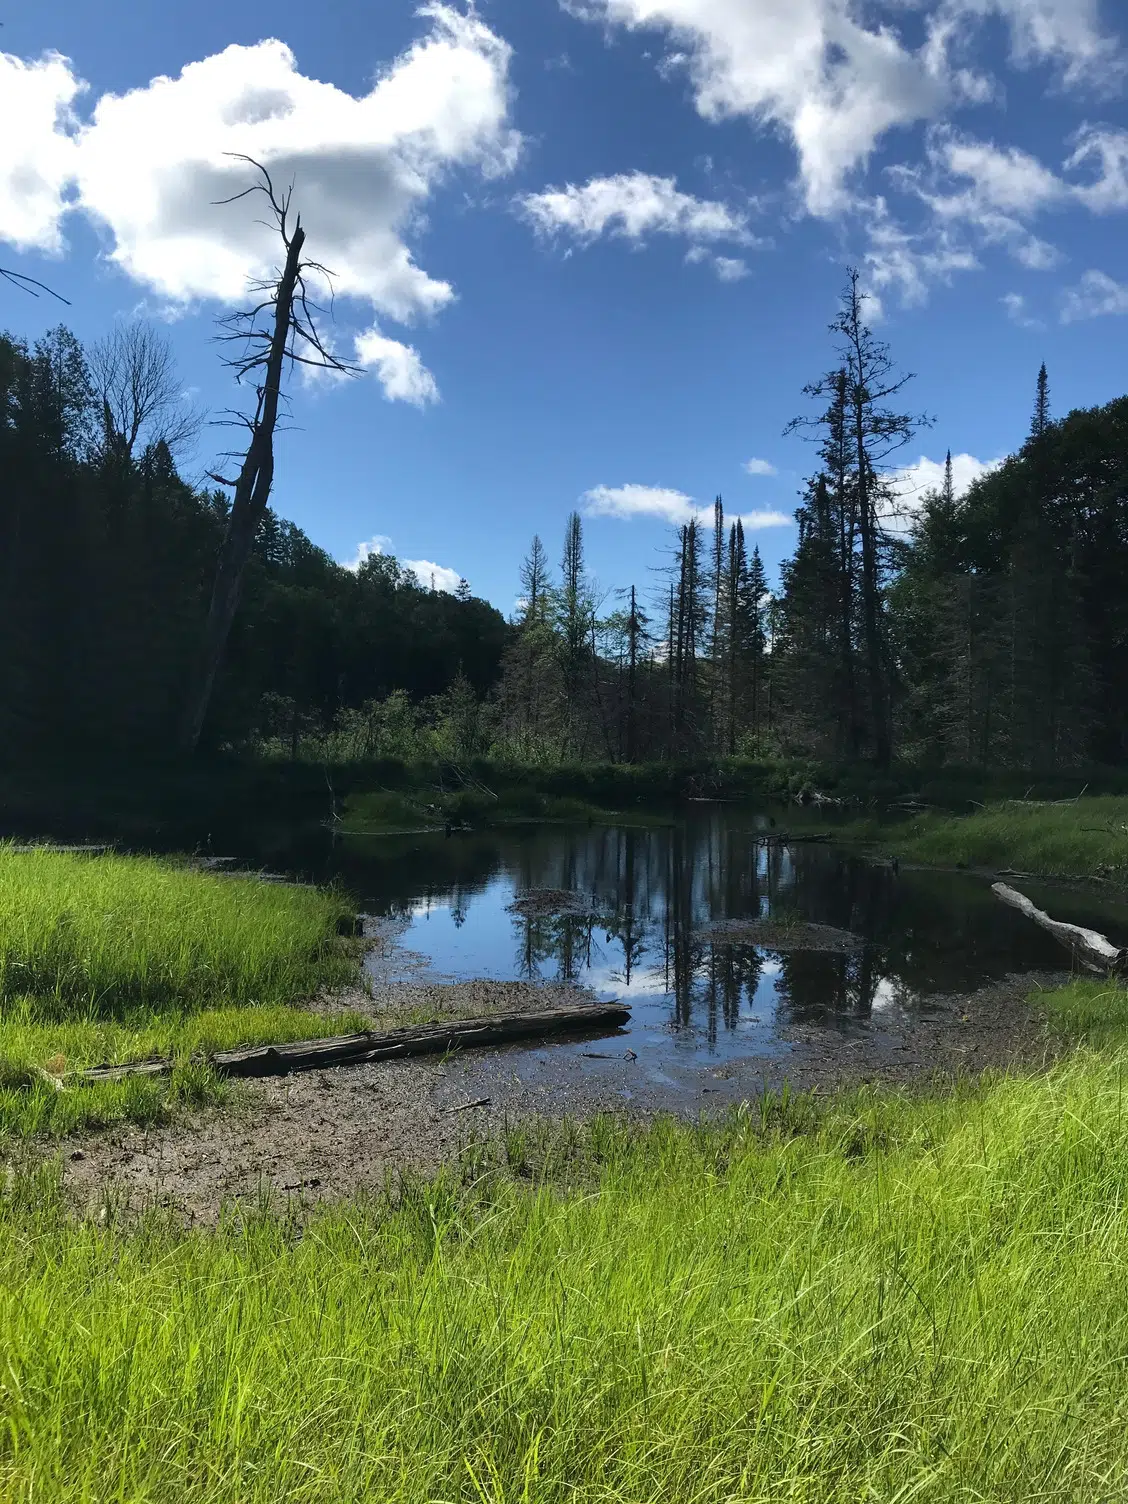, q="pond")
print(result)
[272,808,1128,1086]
